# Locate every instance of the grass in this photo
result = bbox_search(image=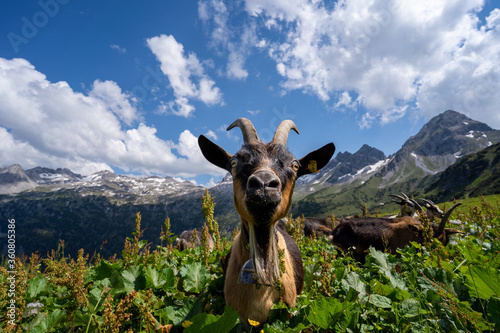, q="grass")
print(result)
[1,191,499,332]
